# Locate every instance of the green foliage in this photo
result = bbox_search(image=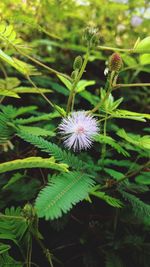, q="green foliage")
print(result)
[134,37,150,53]
[135,172,150,185]
[0,252,22,267]
[0,1,149,266]
[119,190,150,219]
[18,131,85,170]
[104,168,124,180]
[0,22,22,48]
[105,253,125,267]
[35,171,95,220]
[0,156,68,174]
[0,207,28,246]
[90,187,123,208]
[94,134,129,156]
[117,129,150,150]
